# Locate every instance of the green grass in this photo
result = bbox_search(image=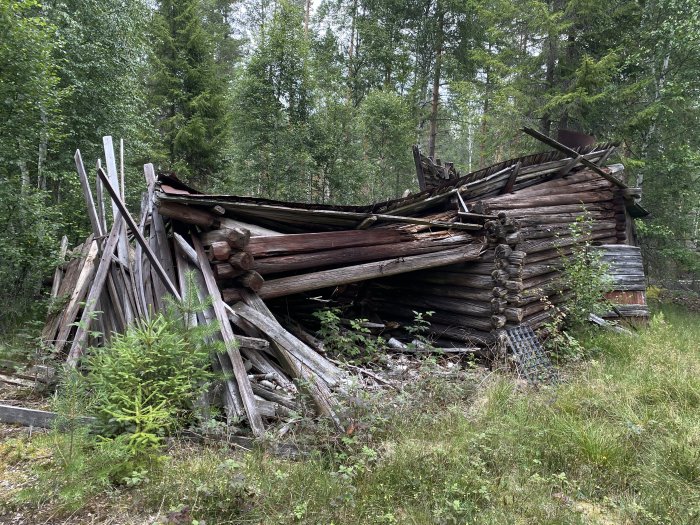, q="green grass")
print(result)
[1,305,699,524]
